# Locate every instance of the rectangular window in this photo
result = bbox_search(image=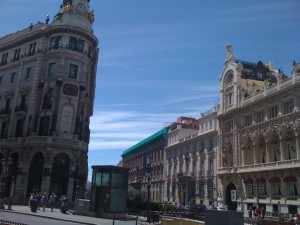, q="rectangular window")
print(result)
[246,184,254,196]
[271,183,281,196]
[0,121,8,138]
[257,111,264,123]
[29,42,36,55]
[283,100,294,115]
[77,39,85,52]
[258,184,267,196]
[287,183,298,196]
[50,36,62,49]
[209,159,213,171]
[68,37,77,50]
[10,72,16,84]
[15,119,24,137]
[209,140,213,151]
[245,115,252,127]
[225,120,233,132]
[227,92,233,107]
[1,53,8,65]
[68,64,78,79]
[48,63,56,77]
[13,48,21,61]
[94,172,110,187]
[5,98,11,112]
[269,106,278,119]
[25,67,32,80]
